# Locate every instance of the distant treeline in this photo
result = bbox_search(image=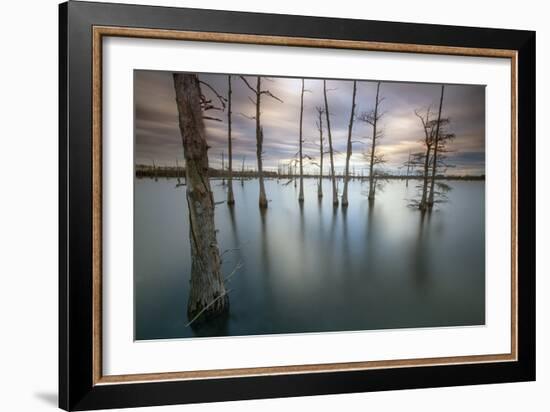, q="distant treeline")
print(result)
[135,164,484,181]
